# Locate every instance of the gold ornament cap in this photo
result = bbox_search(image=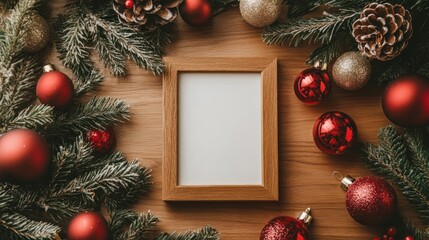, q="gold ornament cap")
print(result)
[43,64,56,73]
[297,208,312,226]
[334,171,356,191]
